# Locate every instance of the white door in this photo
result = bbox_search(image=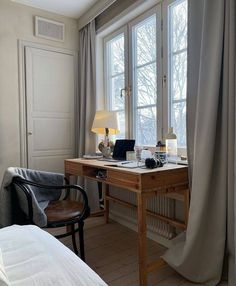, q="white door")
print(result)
[25,46,75,173]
